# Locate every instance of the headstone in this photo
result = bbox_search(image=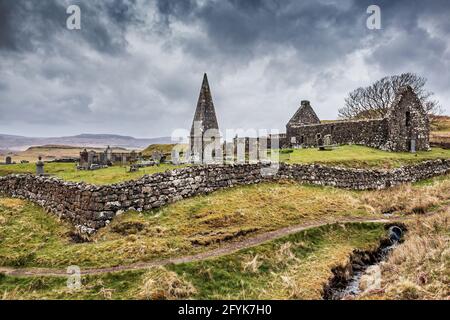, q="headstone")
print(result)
[318,137,325,151]
[171,149,180,165]
[129,164,139,172]
[410,139,416,153]
[324,135,332,146]
[80,149,89,167]
[87,151,95,166]
[36,156,45,175]
[317,137,324,146]
[5,156,12,165]
[105,145,112,162]
[151,151,163,163]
